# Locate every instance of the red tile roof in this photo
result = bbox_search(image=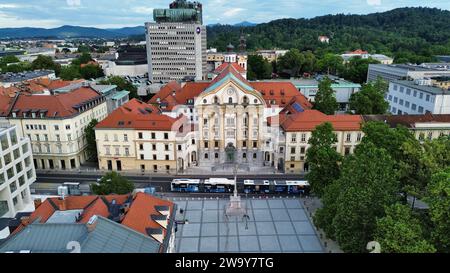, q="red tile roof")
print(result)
[10,87,102,118]
[214,62,246,74]
[121,192,175,238]
[347,49,368,55]
[149,62,310,111]
[281,110,363,131]
[251,81,310,108]
[362,113,450,128]
[96,98,181,130]
[11,193,175,248]
[149,81,209,111]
